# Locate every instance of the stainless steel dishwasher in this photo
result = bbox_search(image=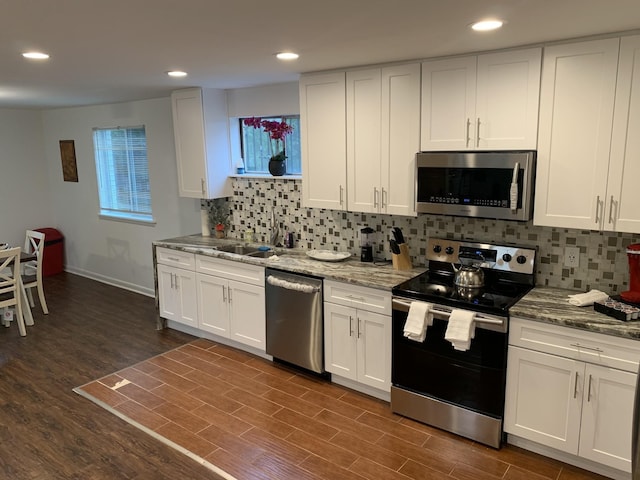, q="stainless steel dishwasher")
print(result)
[265,268,324,374]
